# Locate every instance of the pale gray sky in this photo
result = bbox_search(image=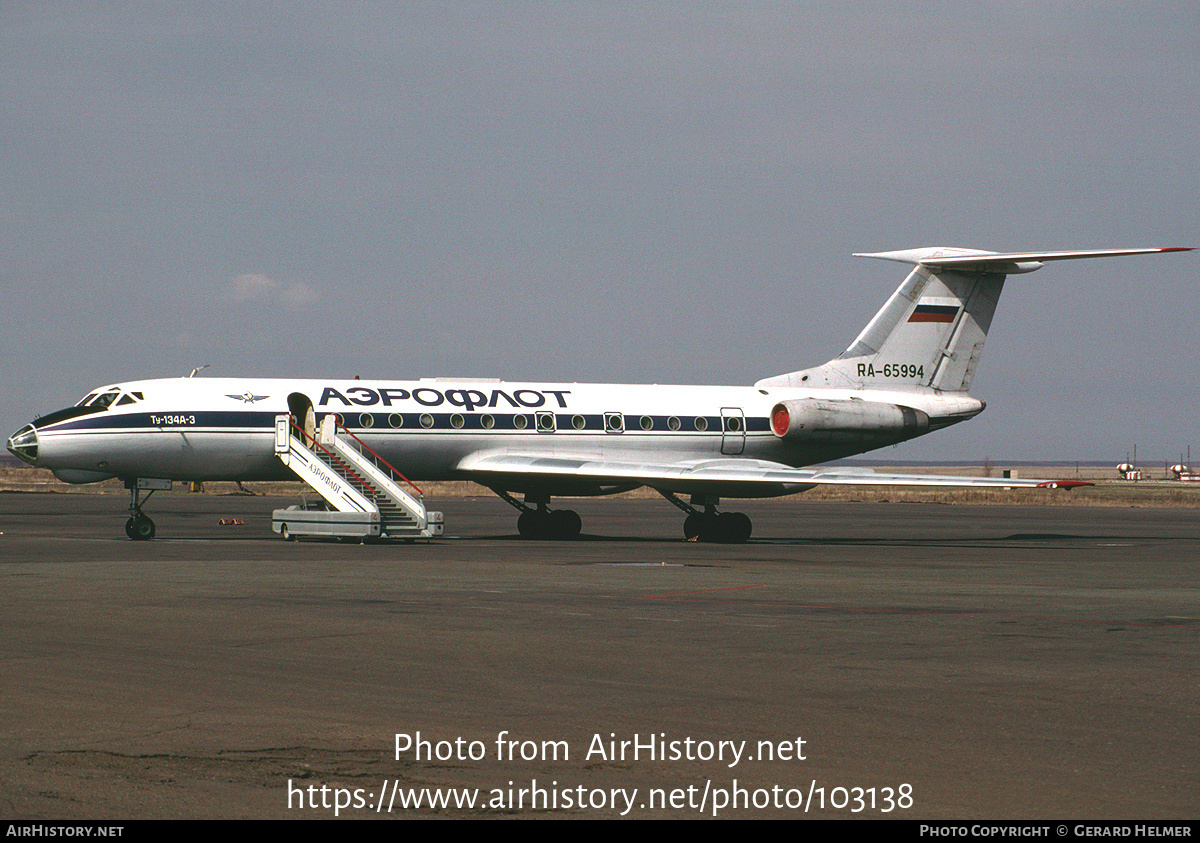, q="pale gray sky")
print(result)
[3,2,1196,463]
